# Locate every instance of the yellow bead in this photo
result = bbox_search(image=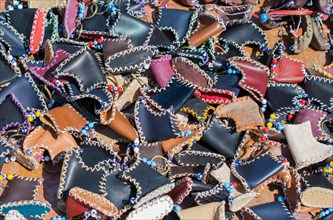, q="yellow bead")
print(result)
[188,141,193,147]
[270,113,276,119]
[27,116,34,122]
[213,37,218,42]
[7,174,14,181]
[324,167,332,173]
[267,122,273,128]
[35,111,41,117]
[0,176,3,181]
[330,161,333,167]
[195,136,200,142]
